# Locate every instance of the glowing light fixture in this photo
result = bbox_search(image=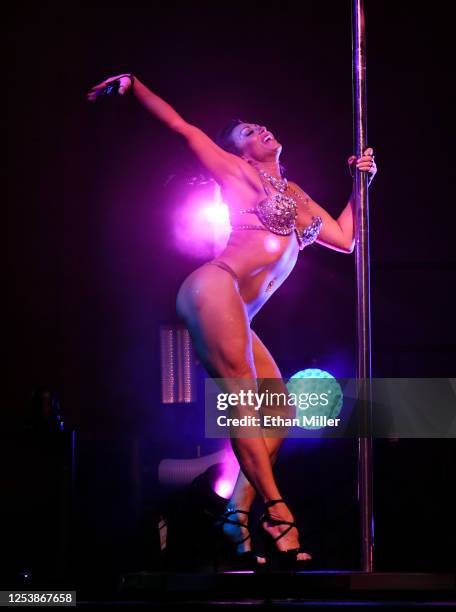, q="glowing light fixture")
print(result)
[287,368,343,429]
